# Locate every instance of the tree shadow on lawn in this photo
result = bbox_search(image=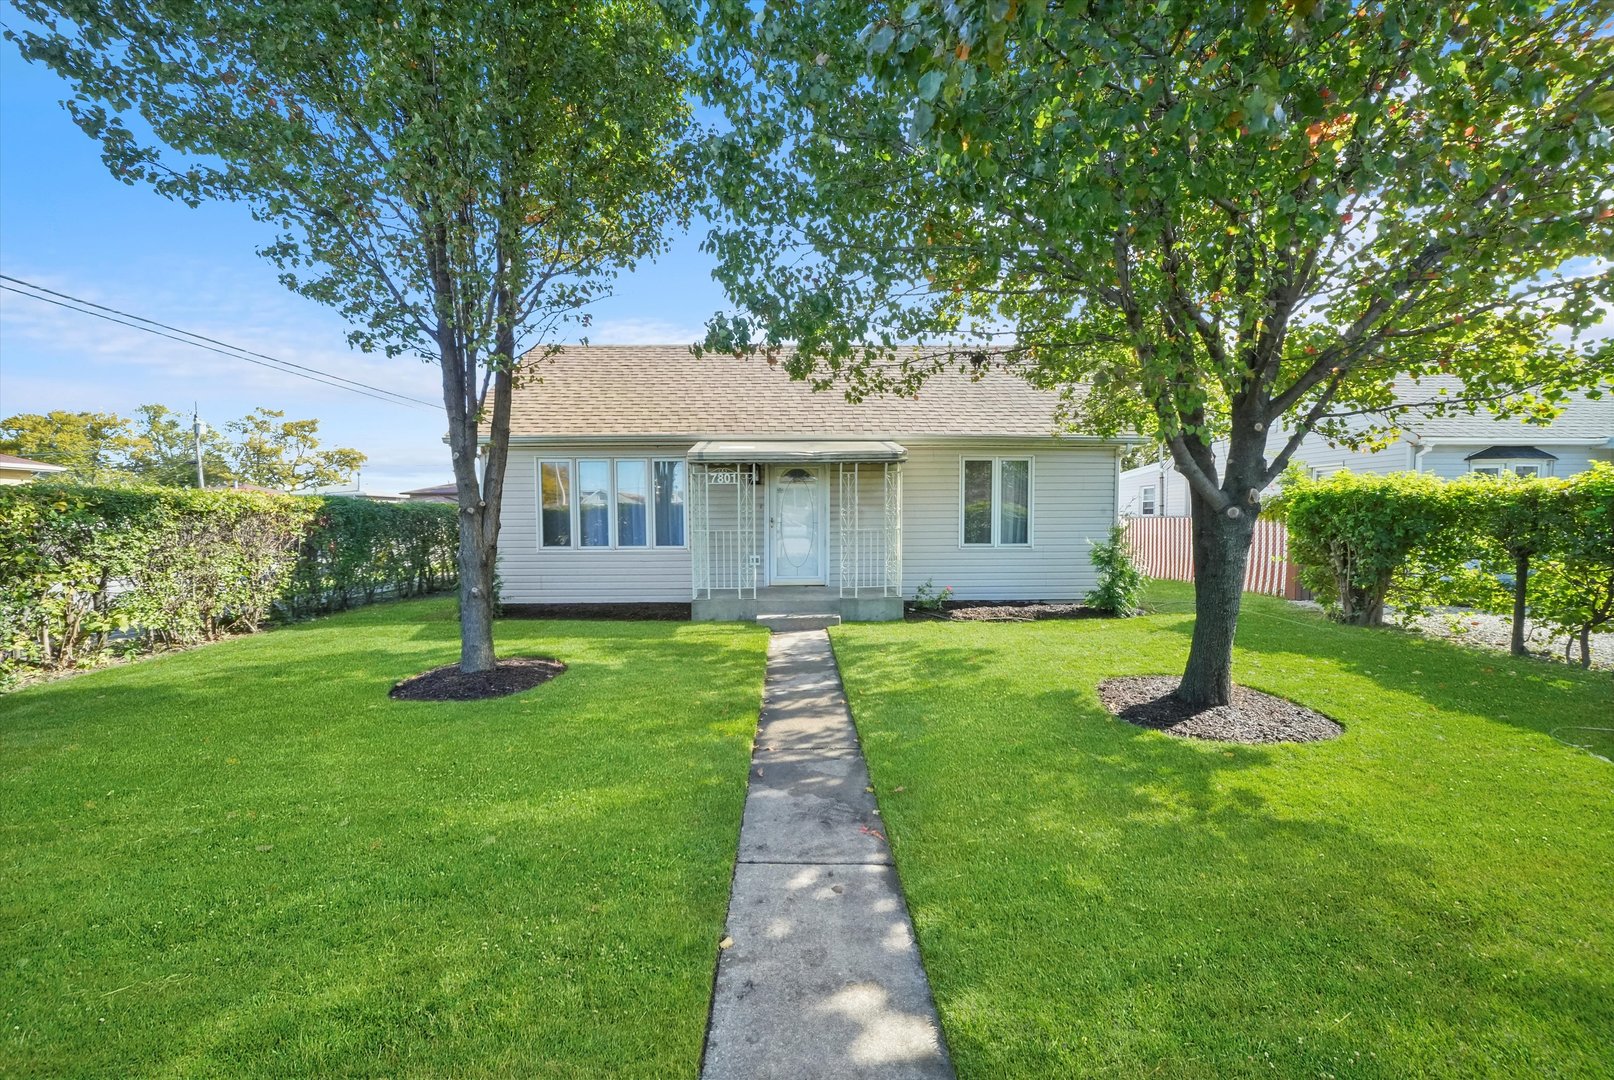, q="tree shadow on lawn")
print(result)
[835,634,1613,1076]
[1,610,767,739]
[1,607,766,1076]
[1150,596,1613,738]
